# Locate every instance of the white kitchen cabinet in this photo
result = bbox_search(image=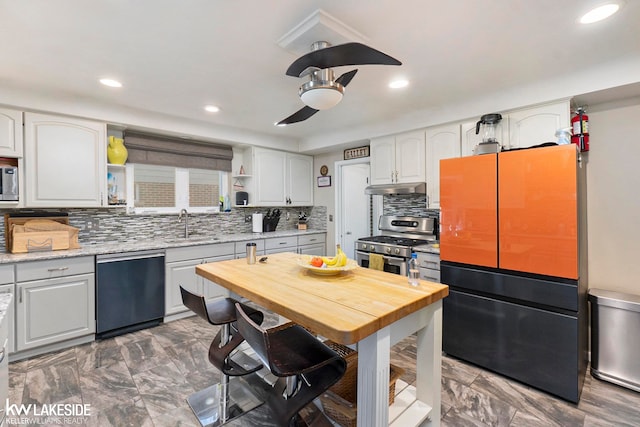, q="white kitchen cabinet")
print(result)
[425,124,460,209]
[15,257,95,351]
[165,243,234,316]
[264,235,298,255]
[0,108,23,157]
[507,101,570,149]
[286,153,313,206]
[370,130,426,185]
[416,251,441,283]
[297,233,326,256]
[460,101,570,155]
[24,112,106,207]
[0,265,15,355]
[251,148,313,206]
